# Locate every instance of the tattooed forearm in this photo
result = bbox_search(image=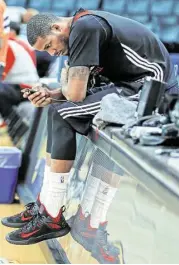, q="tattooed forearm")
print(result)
[61,66,90,101]
[68,66,90,80]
